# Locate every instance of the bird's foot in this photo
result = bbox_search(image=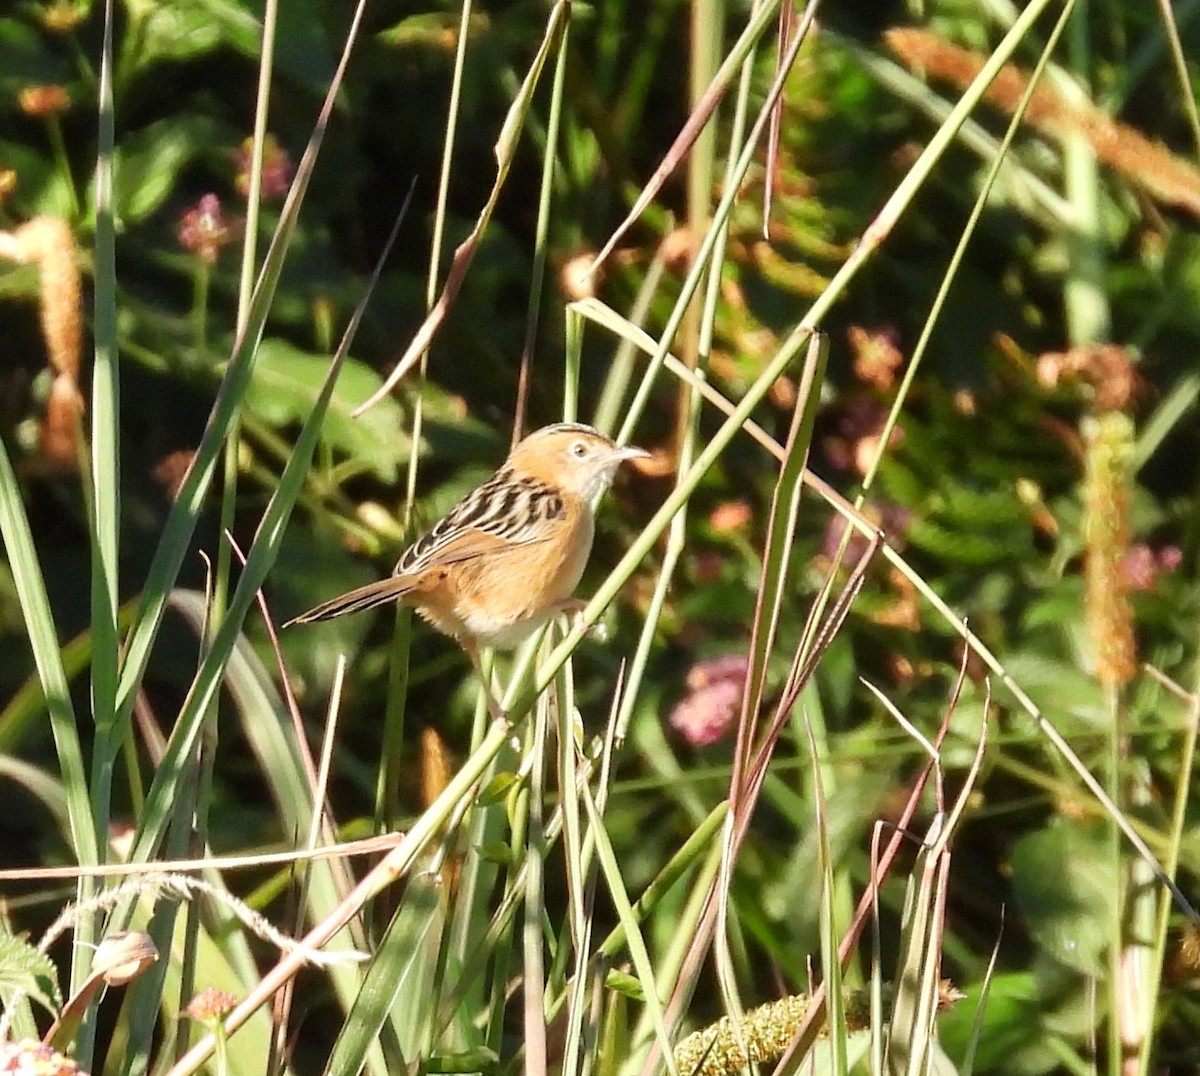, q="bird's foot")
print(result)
[555,599,607,643]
